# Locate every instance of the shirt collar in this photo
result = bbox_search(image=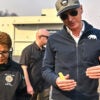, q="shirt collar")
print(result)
[34,42,45,51]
